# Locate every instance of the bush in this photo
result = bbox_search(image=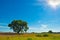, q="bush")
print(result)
[36,34,49,37]
[43,34,48,37]
[31,32,35,34]
[27,38,32,40]
[36,34,42,37]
